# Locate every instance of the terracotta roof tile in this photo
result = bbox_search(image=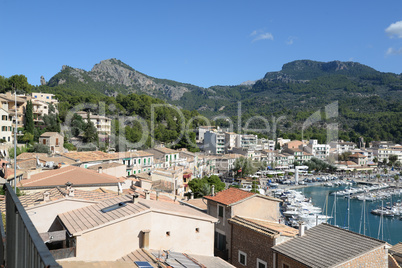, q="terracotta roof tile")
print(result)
[203,187,255,206]
[0,187,118,213]
[18,166,120,188]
